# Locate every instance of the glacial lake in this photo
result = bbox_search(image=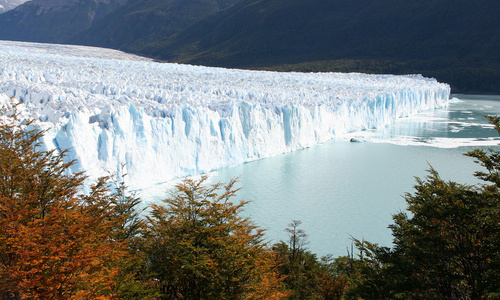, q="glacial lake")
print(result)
[142,94,500,258]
